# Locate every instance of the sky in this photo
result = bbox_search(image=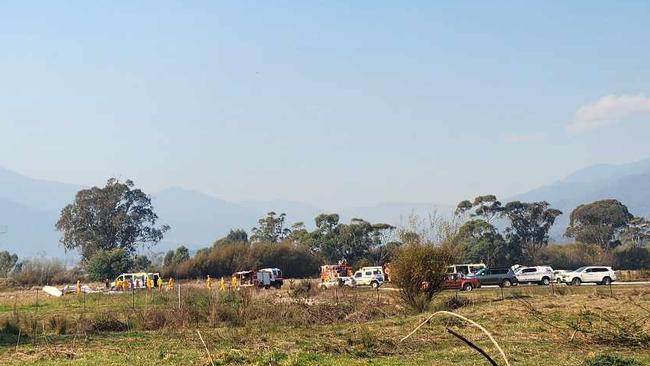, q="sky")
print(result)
[1,1,650,209]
